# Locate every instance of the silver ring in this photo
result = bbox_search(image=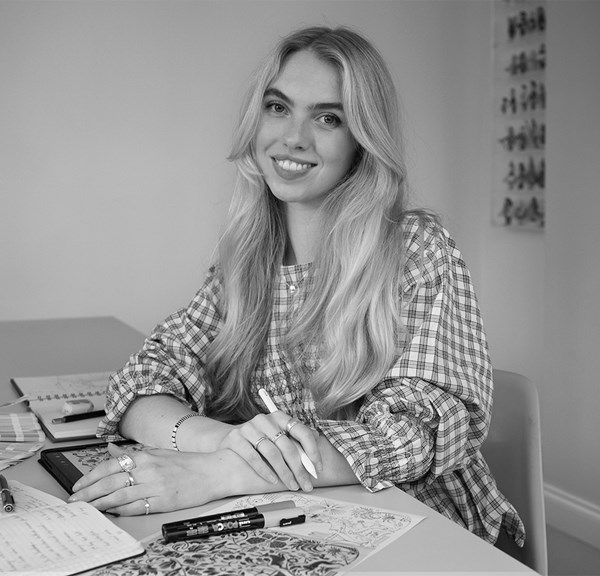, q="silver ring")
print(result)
[253,436,268,450]
[125,473,135,487]
[286,418,300,434]
[271,430,286,443]
[143,498,150,515]
[117,453,136,472]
